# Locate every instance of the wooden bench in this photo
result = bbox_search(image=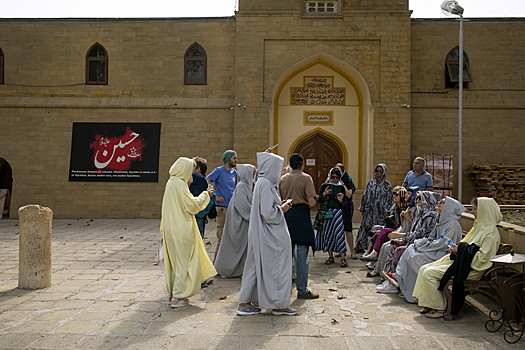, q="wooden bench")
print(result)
[443,243,513,321]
